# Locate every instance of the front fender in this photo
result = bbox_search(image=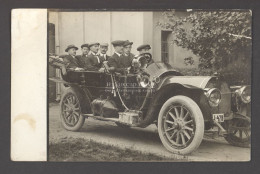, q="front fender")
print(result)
[155,76,214,91]
[138,82,205,128]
